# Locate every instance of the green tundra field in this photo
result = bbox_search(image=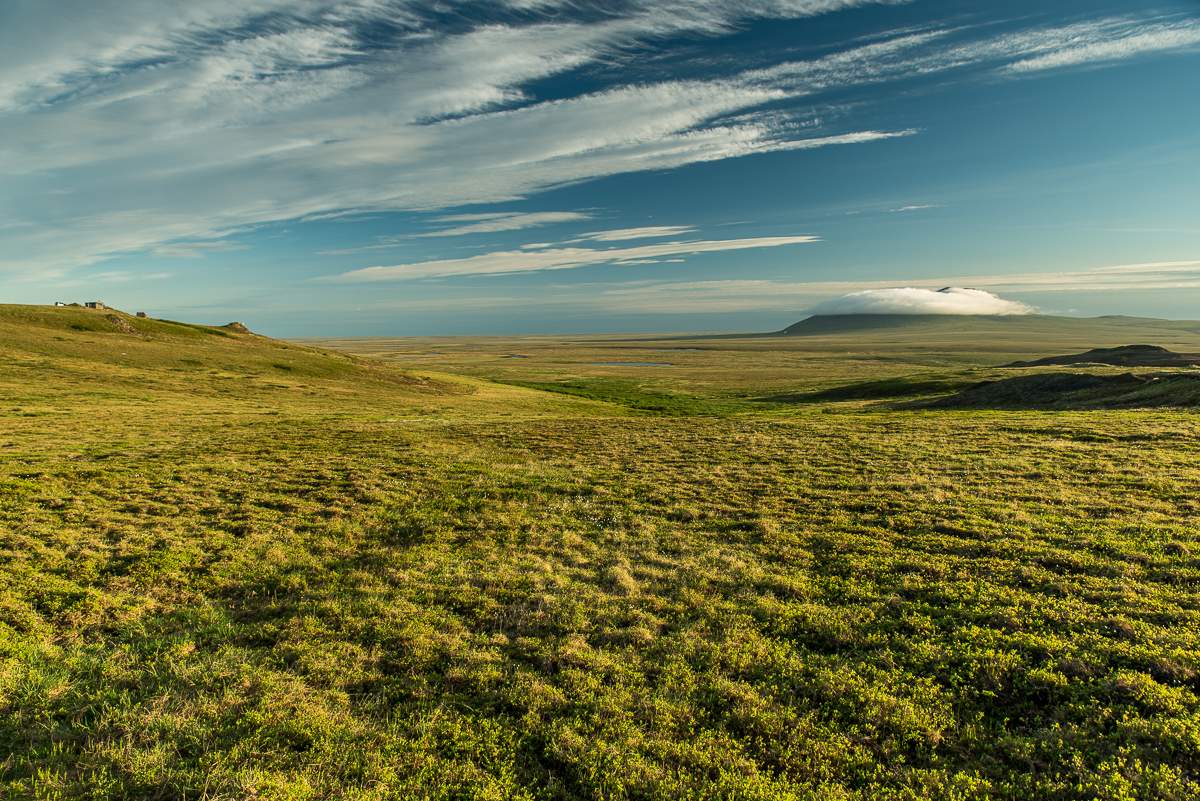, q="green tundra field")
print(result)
[4,304,1200,800]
